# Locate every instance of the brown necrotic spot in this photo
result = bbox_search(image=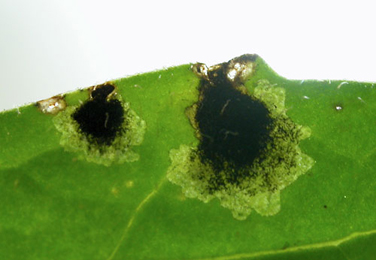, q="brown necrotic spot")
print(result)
[72,84,124,145]
[37,95,66,114]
